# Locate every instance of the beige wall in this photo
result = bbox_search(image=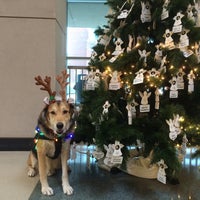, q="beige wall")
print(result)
[0,0,66,137]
